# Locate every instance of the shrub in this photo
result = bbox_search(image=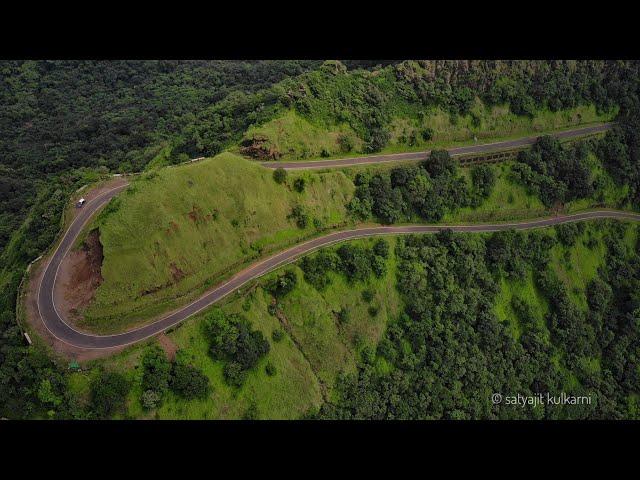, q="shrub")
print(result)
[265,362,277,376]
[372,255,387,278]
[266,270,297,298]
[337,244,373,281]
[347,196,373,220]
[421,127,434,141]
[272,328,285,342]
[361,289,374,302]
[141,389,162,410]
[585,235,598,249]
[289,205,309,229]
[510,296,536,326]
[337,307,351,325]
[586,277,613,313]
[424,150,456,178]
[373,238,390,258]
[204,308,271,387]
[555,222,583,246]
[471,165,497,198]
[273,168,287,184]
[366,127,390,153]
[338,133,355,153]
[242,296,251,312]
[171,363,210,399]
[141,346,171,396]
[360,346,376,365]
[294,177,306,192]
[90,370,130,419]
[300,251,337,290]
[243,401,258,420]
[224,361,246,387]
